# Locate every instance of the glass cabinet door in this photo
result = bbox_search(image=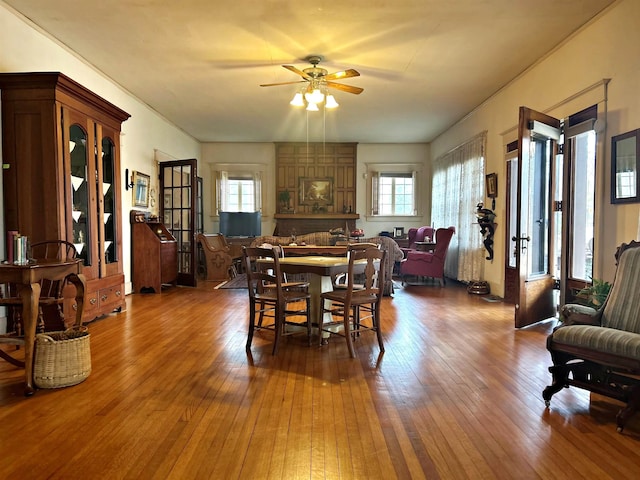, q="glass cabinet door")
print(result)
[102,136,117,264]
[69,123,91,266]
